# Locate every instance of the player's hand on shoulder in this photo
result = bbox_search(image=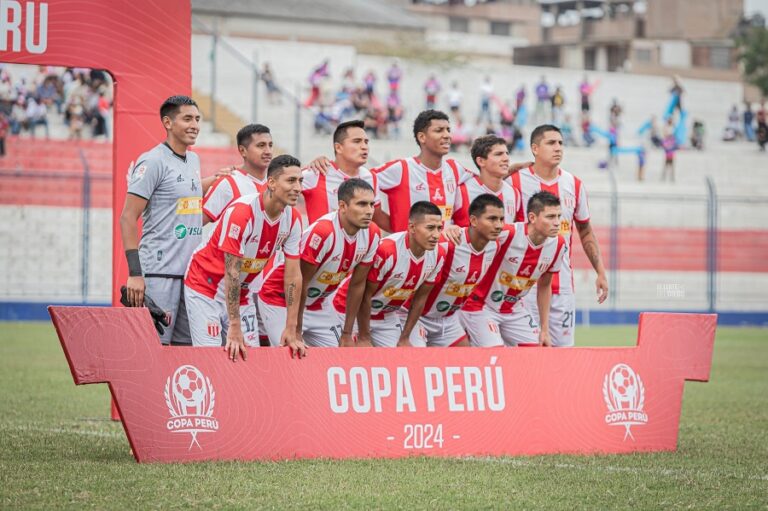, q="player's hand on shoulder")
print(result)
[508,161,534,177]
[307,155,332,175]
[215,165,236,179]
[443,224,463,245]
